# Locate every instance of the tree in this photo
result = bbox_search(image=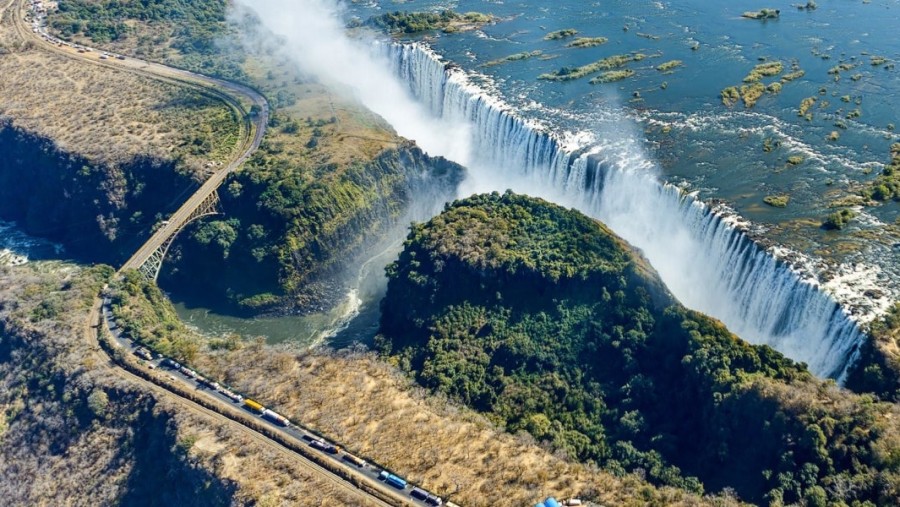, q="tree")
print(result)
[87,388,109,418]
